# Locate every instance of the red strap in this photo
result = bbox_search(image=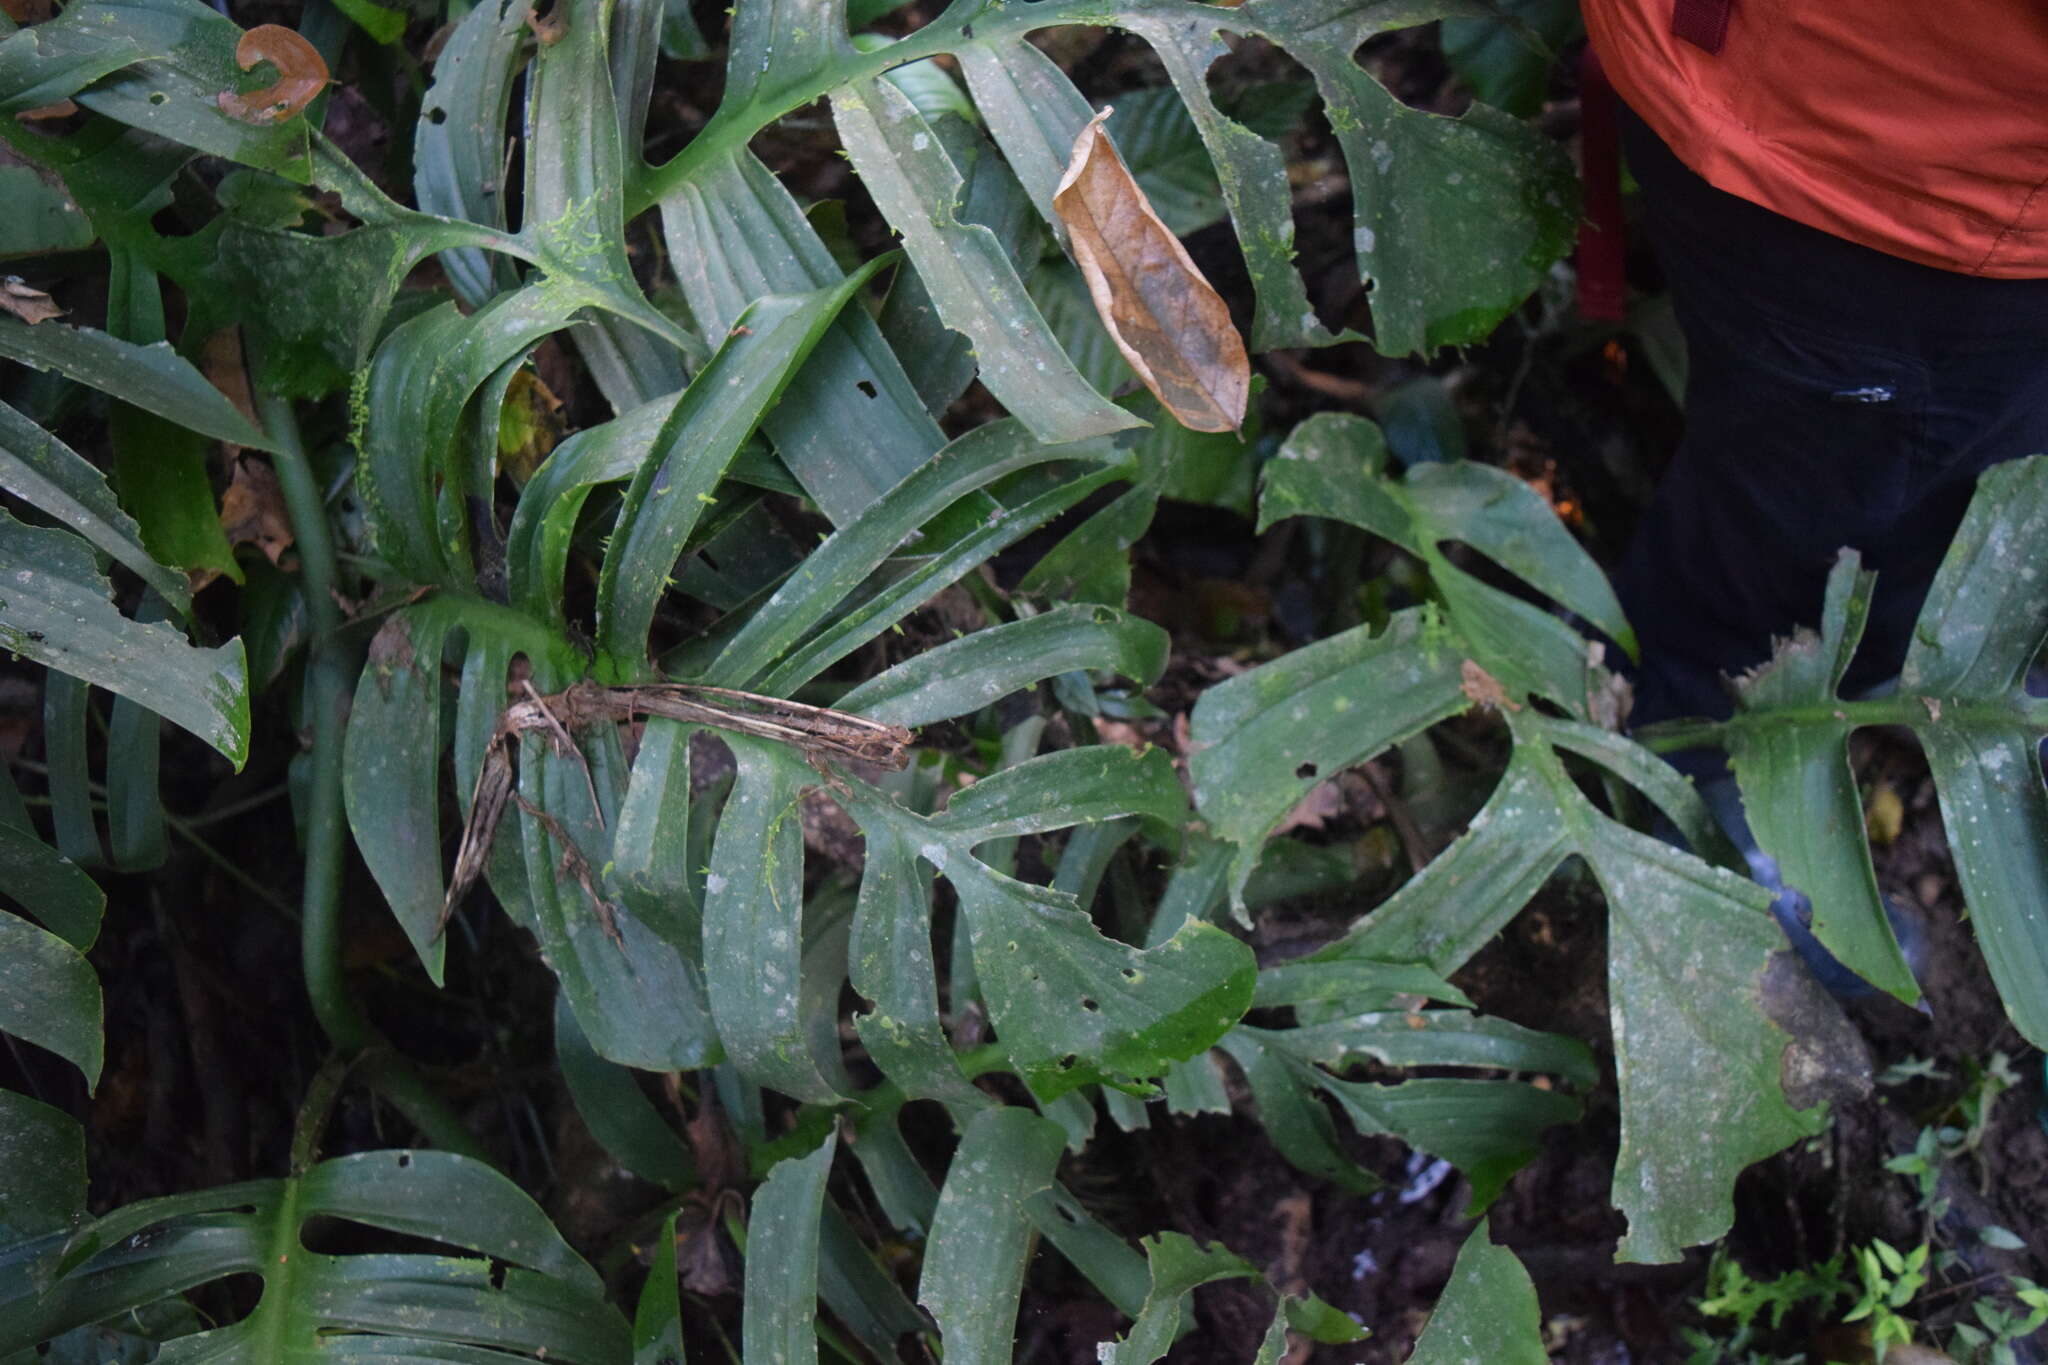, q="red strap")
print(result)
[1672,0,1731,53]
[1576,47,1627,323]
